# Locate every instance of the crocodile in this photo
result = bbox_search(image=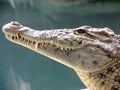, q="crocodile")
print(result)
[2,21,120,90]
